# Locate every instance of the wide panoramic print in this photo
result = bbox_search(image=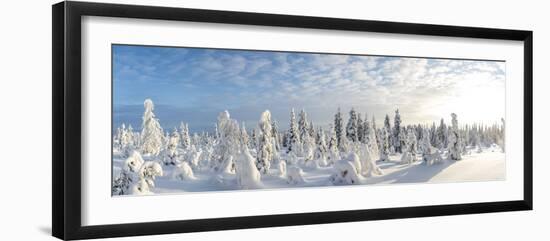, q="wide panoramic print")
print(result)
[111,44,506,195]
